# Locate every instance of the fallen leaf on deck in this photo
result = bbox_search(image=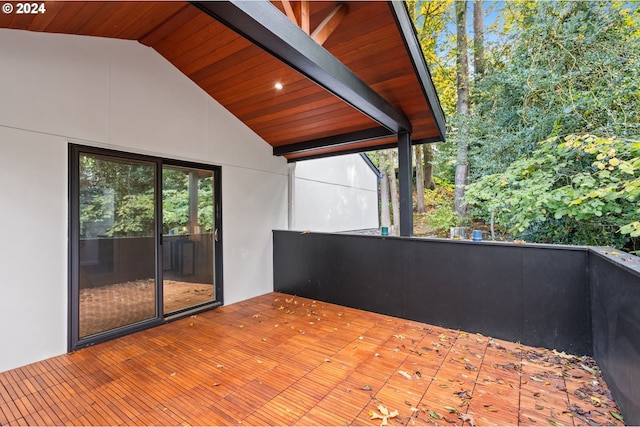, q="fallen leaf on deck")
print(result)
[361,385,372,391]
[370,404,399,426]
[428,409,441,420]
[610,410,624,423]
[398,370,413,380]
[459,413,476,426]
[547,419,558,426]
[323,358,331,363]
[216,364,223,369]
[590,396,602,407]
[444,406,459,414]
[454,390,473,400]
